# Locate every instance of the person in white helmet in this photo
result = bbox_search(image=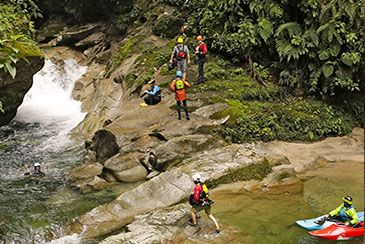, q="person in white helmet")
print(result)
[24,162,50,176]
[188,173,221,233]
